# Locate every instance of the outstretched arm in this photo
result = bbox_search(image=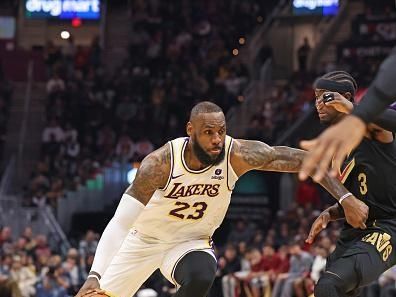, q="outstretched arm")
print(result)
[317,91,396,133]
[231,139,368,228]
[306,203,344,244]
[76,144,171,296]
